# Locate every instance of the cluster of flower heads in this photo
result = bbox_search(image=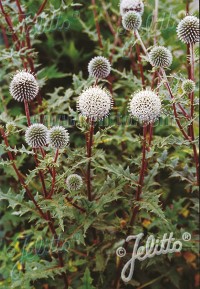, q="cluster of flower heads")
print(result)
[10,71,39,102]
[25,124,69,149]
[77,86,113,121]
[66,174,83,191]
[129,90,162,123]
[120,0,144,31]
